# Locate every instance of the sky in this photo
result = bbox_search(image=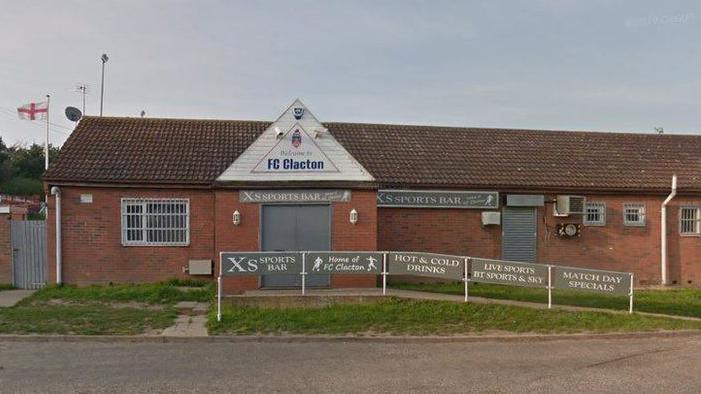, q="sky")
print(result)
[0,0,699,147]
